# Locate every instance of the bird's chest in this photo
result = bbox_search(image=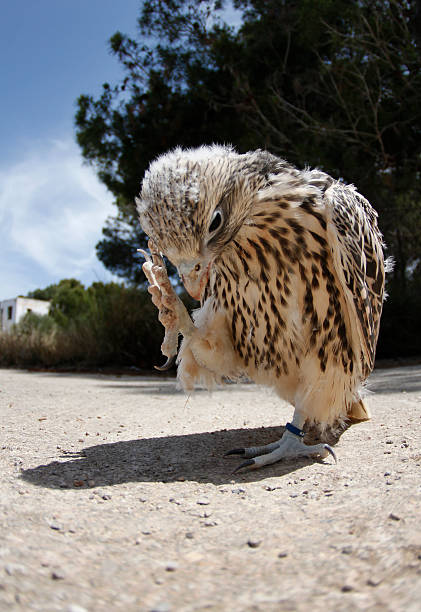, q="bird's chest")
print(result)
[211,249,299,378]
